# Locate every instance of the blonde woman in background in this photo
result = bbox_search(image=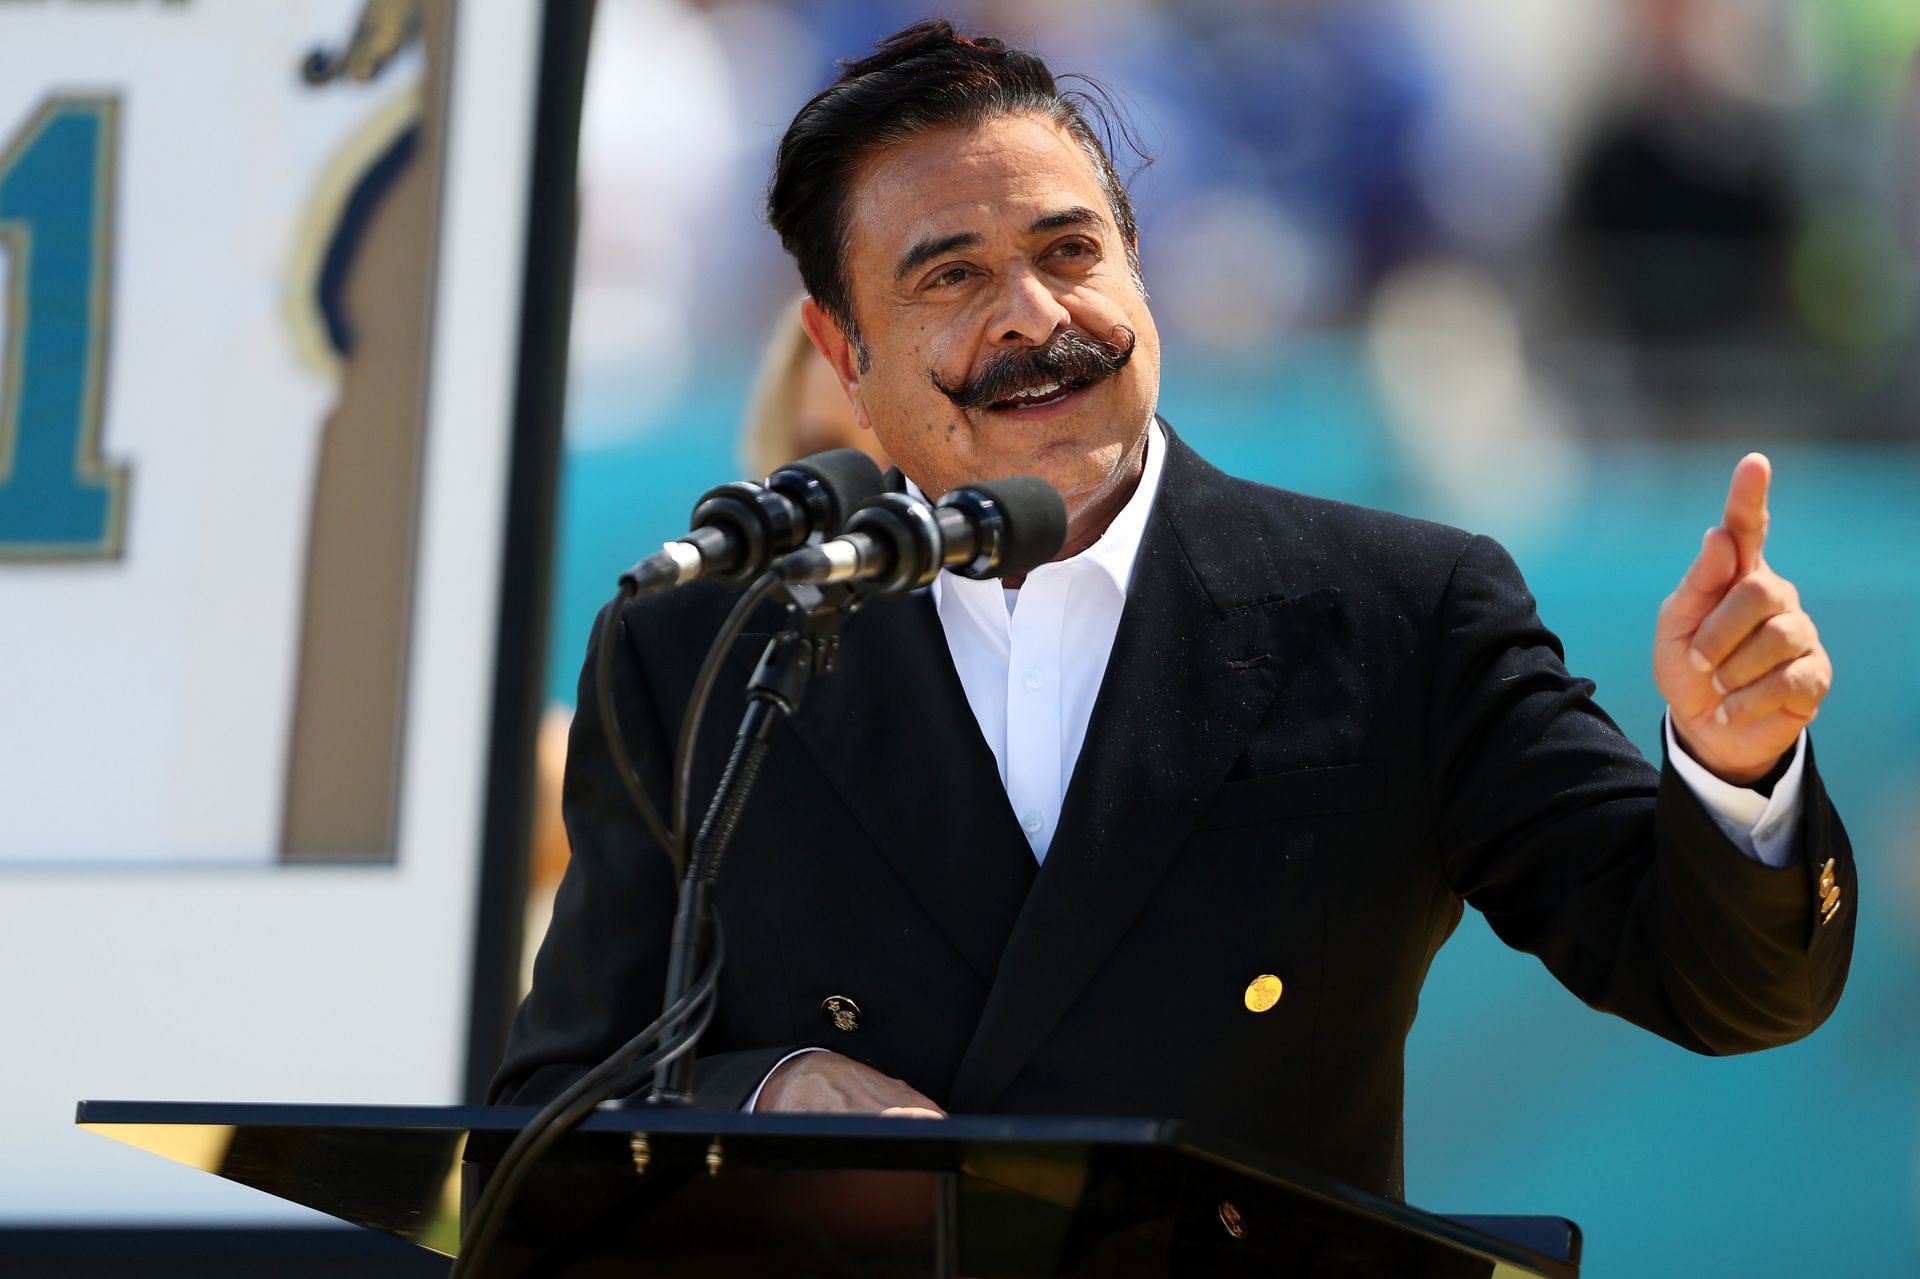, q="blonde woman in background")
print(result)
[740,294,891,477]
